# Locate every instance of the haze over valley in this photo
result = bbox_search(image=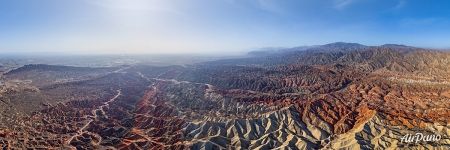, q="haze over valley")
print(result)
[0,43,449,149]
[1,0,450,149]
